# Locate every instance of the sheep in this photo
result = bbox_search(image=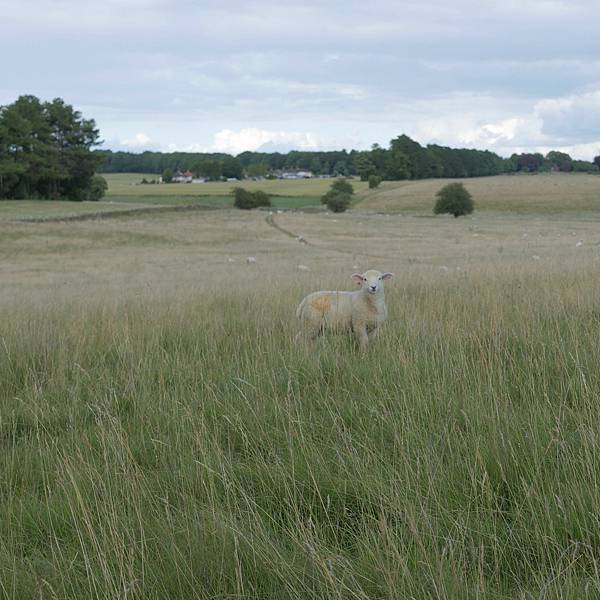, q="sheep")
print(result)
[296,269,393,350]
